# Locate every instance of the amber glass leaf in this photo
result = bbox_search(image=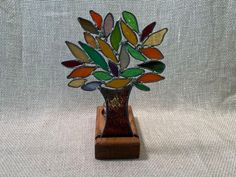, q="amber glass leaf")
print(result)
[81,81,103,91]
[65,41,89,63]
[138,61,165,73]
[143,28,168,46]
[79,41,109,71]
[78,17,99,34]
[61,60,83,68]
[119,44,130,70]
[110,21,122,51]
[137,73,165,83]
[67,66,96,79]
[105,78,131,88]
[140,22,156,42]
[93,71,113,81]
[68,79,86,88]
[103,13,114,37]
[89,10,102,30]
[122,11,139,33]
[134,82,150,91]
[139,48,164,60]
[126,44,147,61]
[120,20,138,46]
[96,37,118,64]
[120,68,144,77]
[108,61,119,77]
[84,32,97,48]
